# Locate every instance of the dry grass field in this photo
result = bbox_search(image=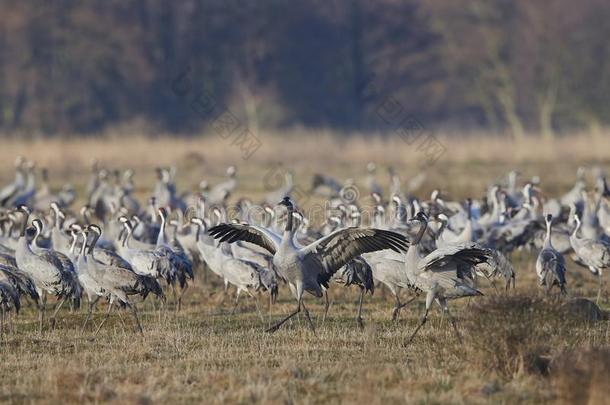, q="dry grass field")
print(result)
[0,131,609,404]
